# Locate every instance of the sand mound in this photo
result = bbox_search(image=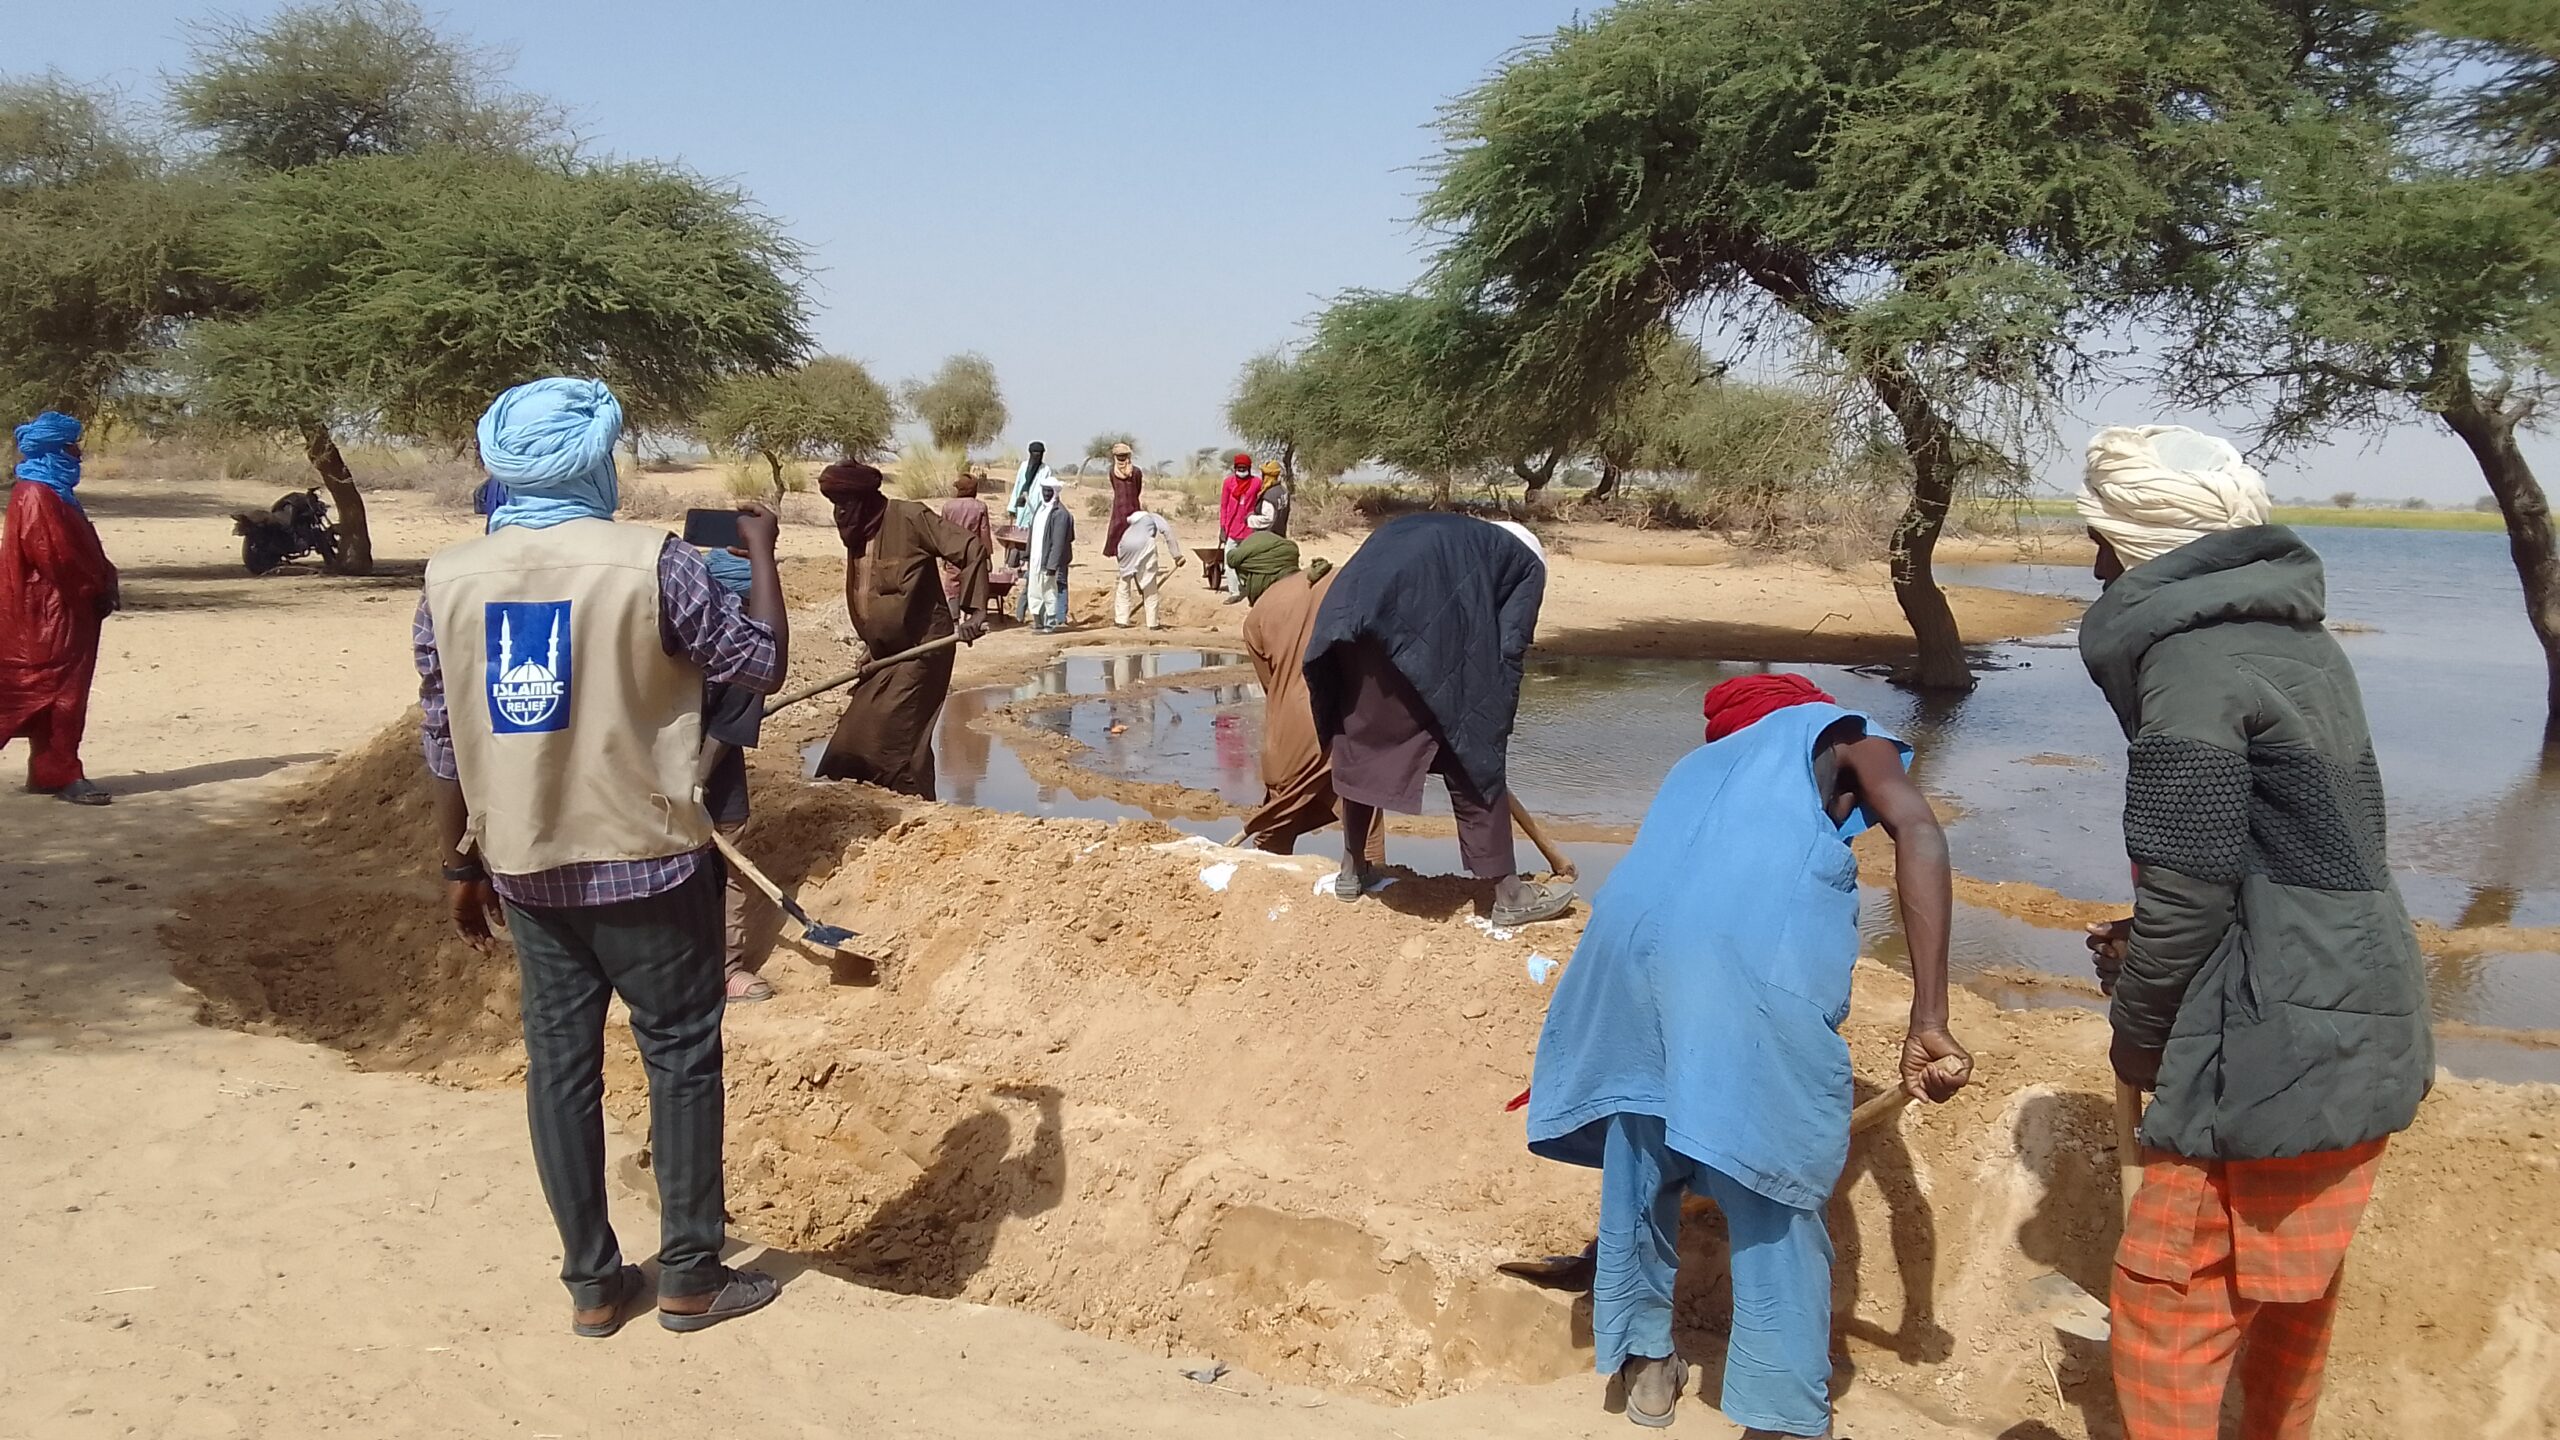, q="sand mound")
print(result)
[171,723,2560,1435]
